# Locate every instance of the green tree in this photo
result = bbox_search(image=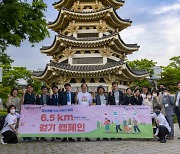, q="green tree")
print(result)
[158,56,180,92]
[0,53,42,105]
[0,0,49,49]
[127,59,157,88]
[128,59,157,76]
